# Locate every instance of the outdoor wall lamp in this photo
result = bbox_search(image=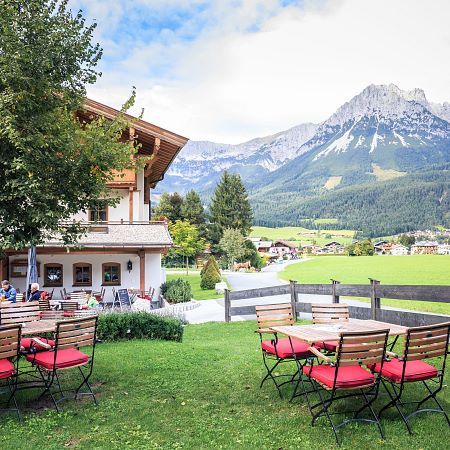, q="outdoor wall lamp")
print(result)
[127,260,133,272]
